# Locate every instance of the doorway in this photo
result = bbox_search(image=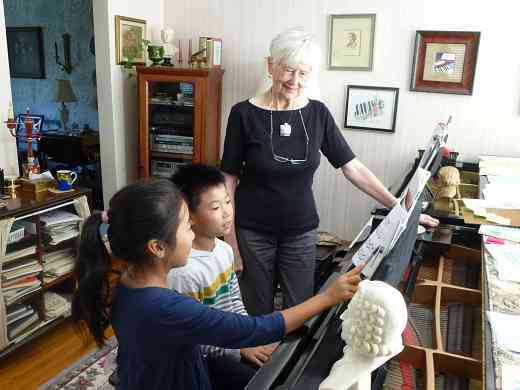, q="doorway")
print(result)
[3,0,103,209]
